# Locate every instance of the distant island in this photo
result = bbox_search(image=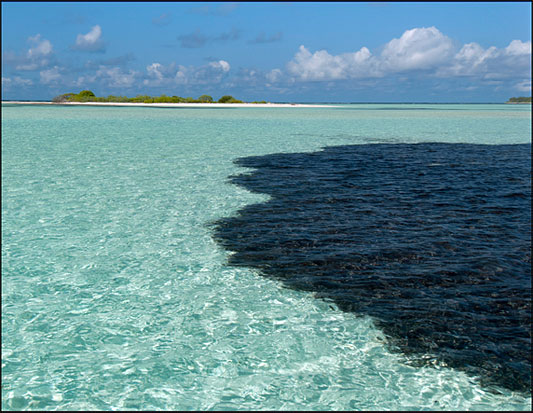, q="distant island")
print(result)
[52,90,267,104]
[506,96,531,104]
